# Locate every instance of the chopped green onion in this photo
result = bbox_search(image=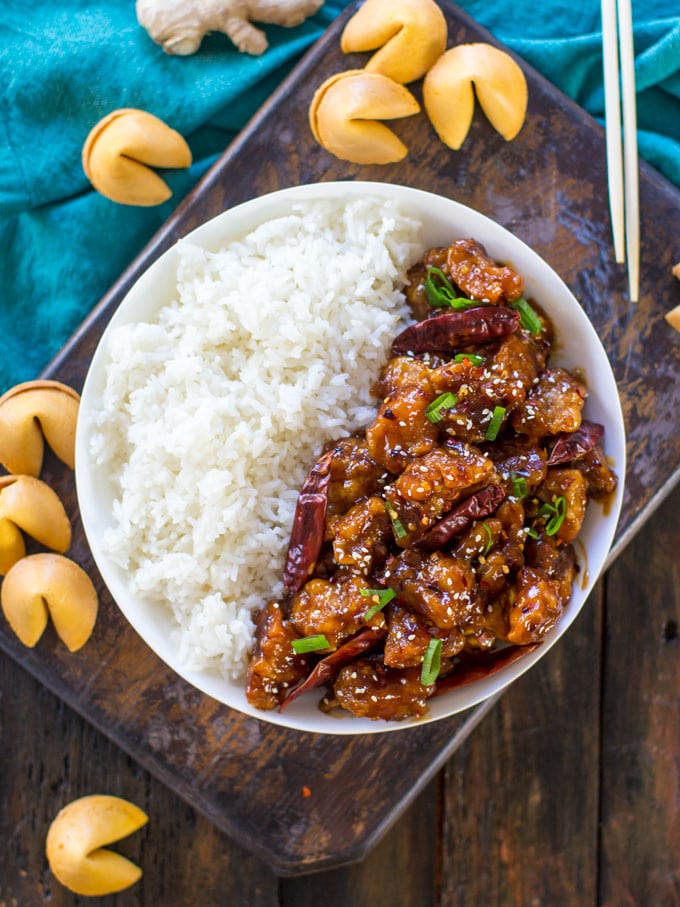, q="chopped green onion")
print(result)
[454,353,484,365]
[544,495,567,536]
[426,391,458,424]
[360,587,396,620]
[292,634,330,655]
[421,637,443,686]
[512,297,543,334]
[481,522,493,556]
[424,267,478,310]
[385,501,408,540]
[510,474,528,499]
[527,495,567,539]
[484,405,506,441]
